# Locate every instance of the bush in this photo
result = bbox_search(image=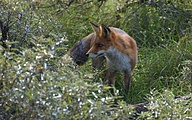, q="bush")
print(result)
[139,90,192,119]
[0,37,136,119]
